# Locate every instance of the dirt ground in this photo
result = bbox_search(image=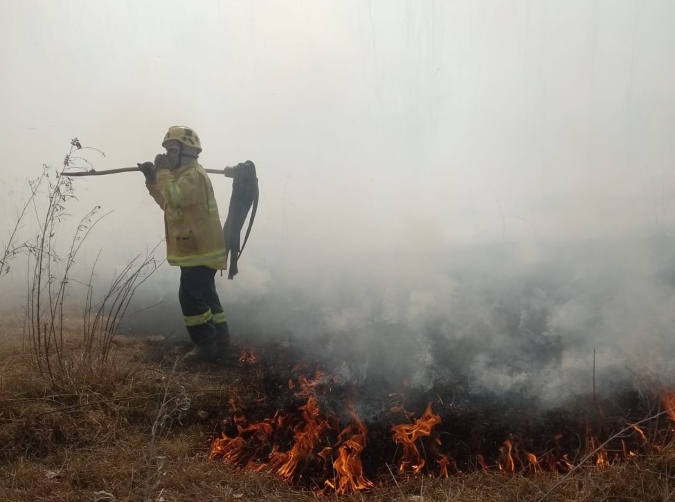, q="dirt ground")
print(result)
[2,321,675,502]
